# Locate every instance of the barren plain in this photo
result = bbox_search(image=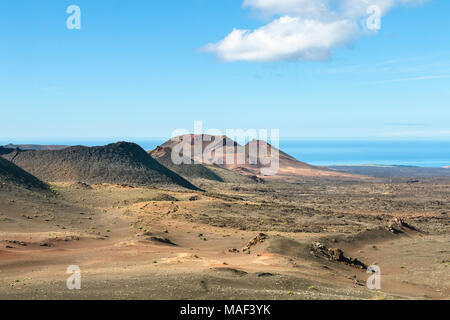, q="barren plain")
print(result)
[1,171,448,299]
